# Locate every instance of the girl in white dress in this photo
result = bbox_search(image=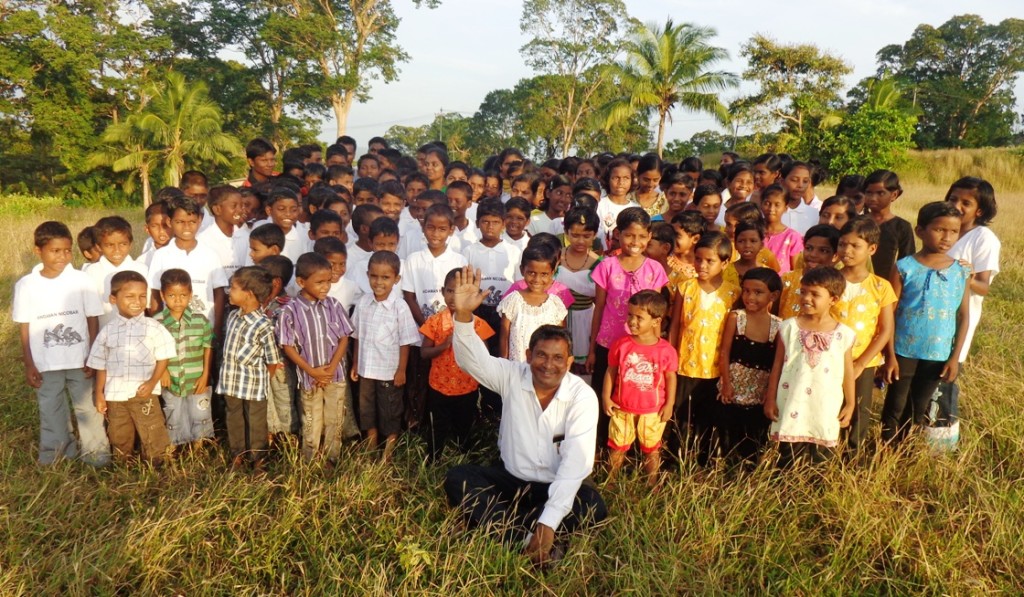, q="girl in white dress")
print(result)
[497,243,567,362]
[764,267,855,466]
